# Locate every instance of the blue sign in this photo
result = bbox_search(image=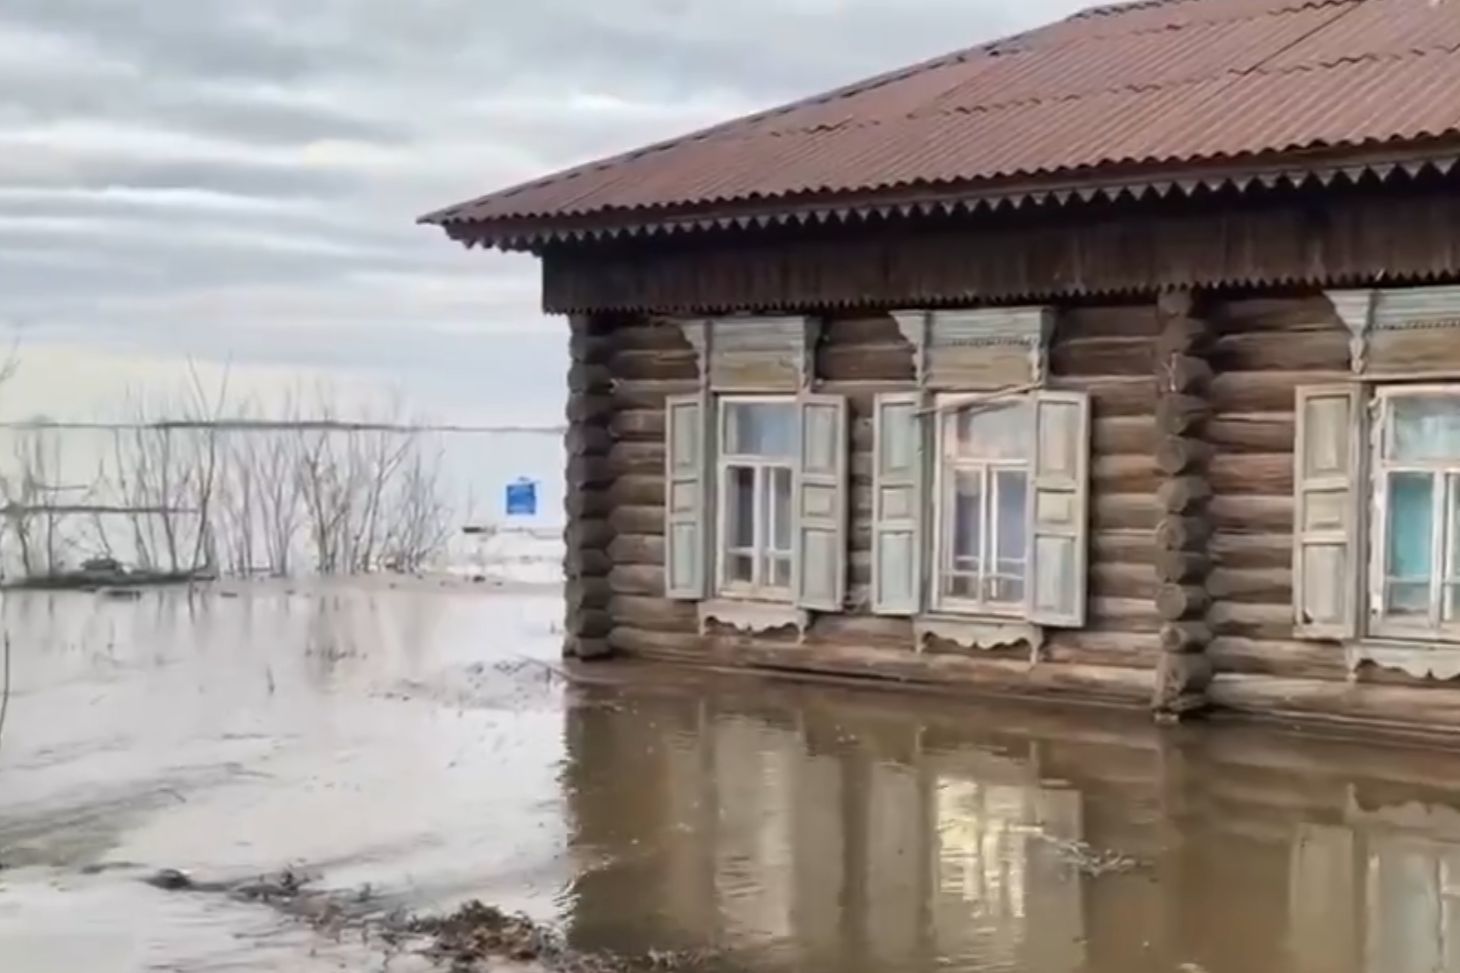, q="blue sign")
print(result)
[505,477,538,517]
